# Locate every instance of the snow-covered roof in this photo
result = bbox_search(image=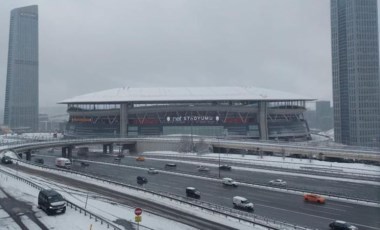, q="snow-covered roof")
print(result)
[59,86,313,104]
